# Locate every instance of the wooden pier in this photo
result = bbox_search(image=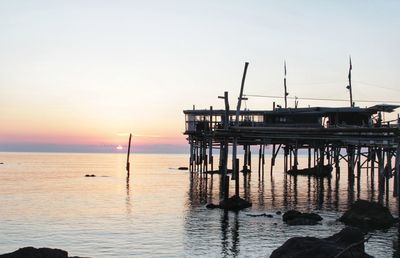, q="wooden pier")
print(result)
[183,63,400,209]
